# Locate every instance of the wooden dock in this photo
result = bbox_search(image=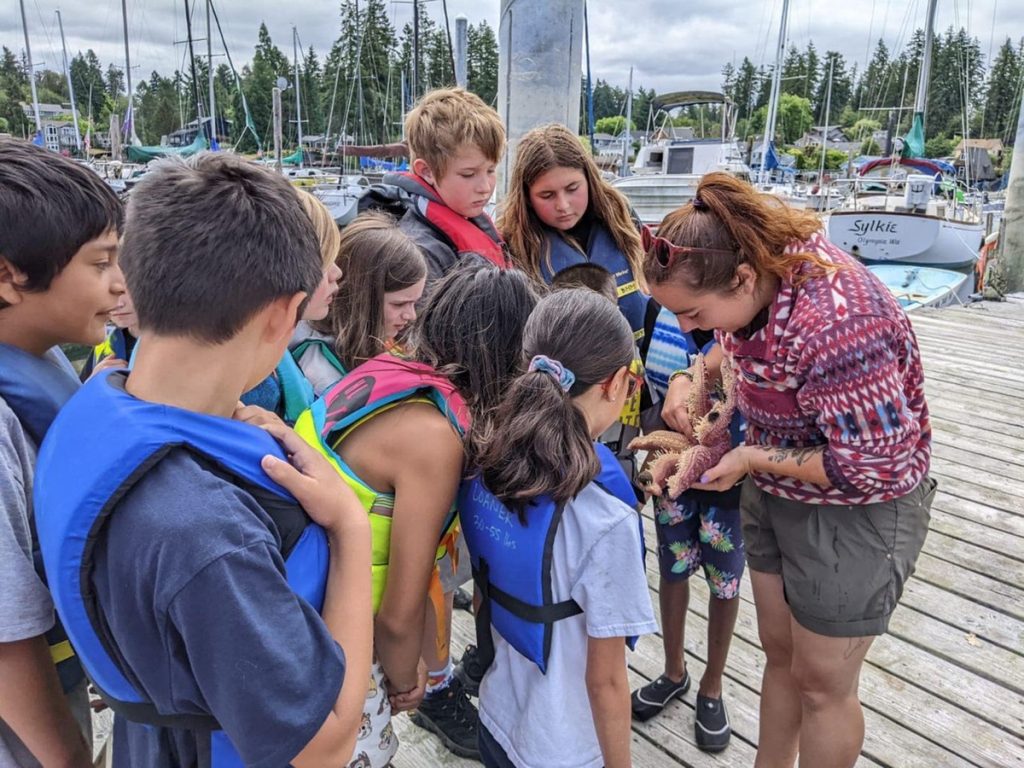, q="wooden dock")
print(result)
[394,295,1024,768]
